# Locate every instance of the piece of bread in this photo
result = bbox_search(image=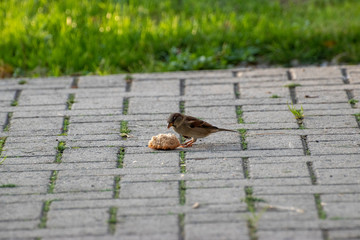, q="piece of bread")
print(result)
[148,133,180,150]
